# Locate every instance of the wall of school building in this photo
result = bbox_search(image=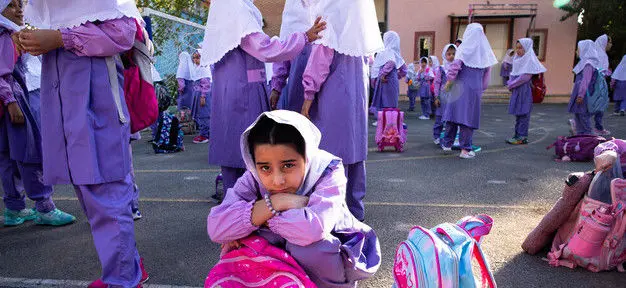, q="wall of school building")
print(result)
[389,0,579,96]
